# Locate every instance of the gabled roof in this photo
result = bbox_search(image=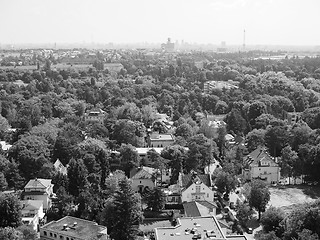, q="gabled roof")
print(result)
[181,173,211,189]
[244,146,278,167]
[24,178,52,189]
[131,168,154,180]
